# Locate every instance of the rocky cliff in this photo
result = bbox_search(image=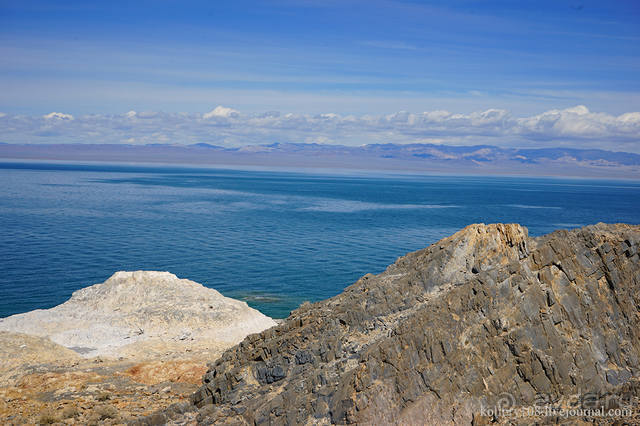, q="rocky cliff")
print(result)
[191,223,640,425]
